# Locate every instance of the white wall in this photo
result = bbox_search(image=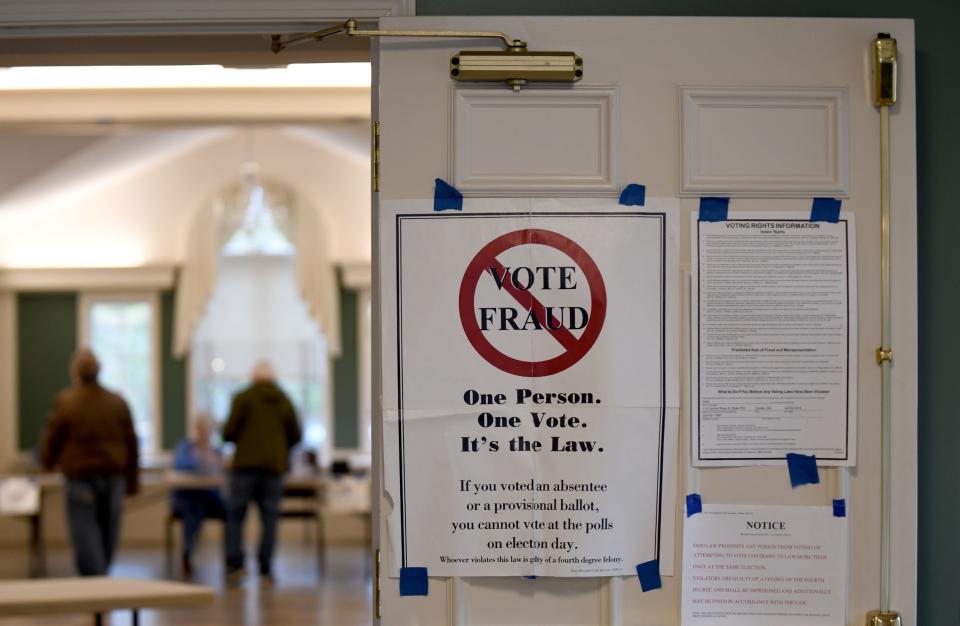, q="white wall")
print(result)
[0,133,105,195]
[0,126,371,268]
